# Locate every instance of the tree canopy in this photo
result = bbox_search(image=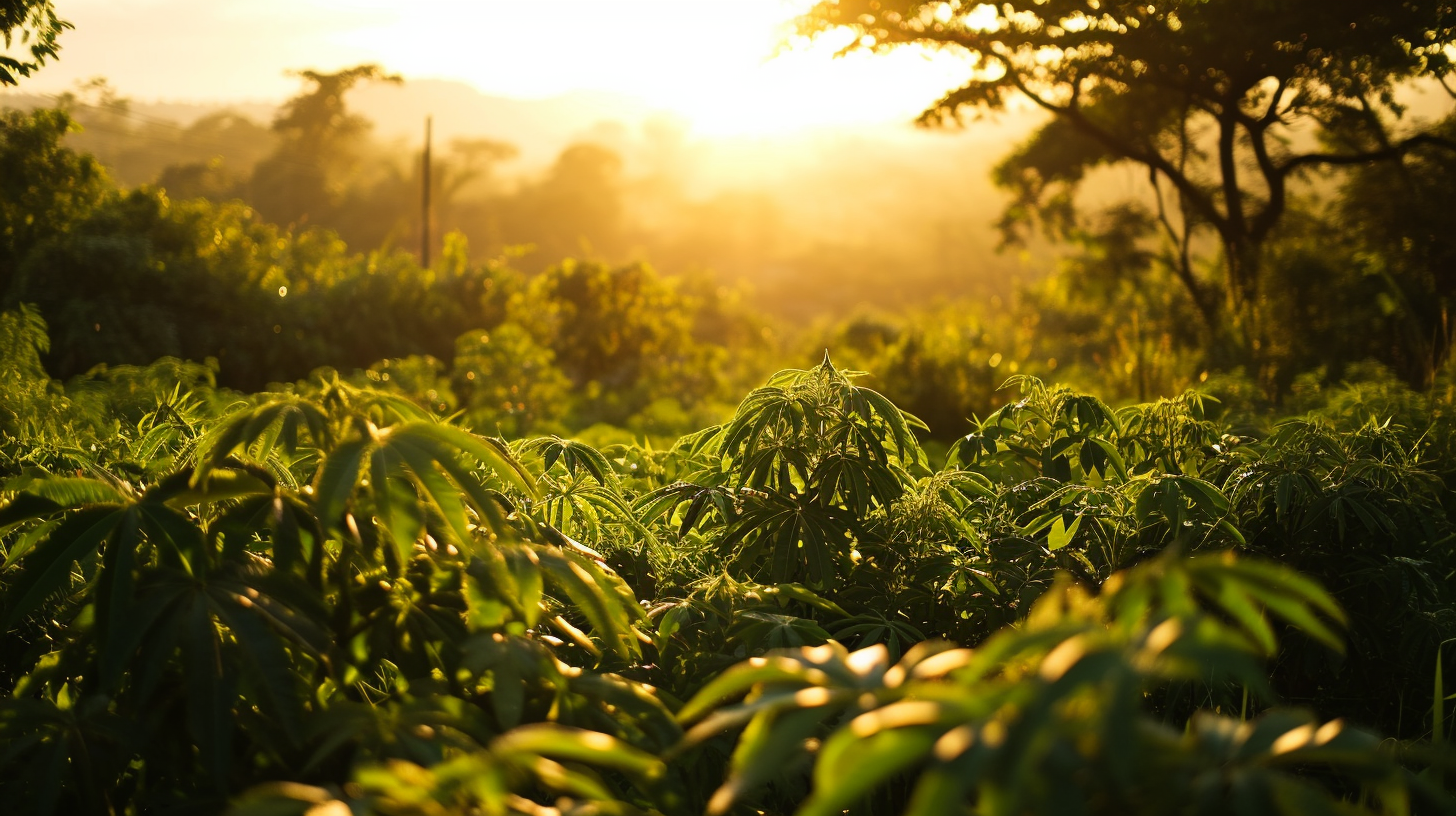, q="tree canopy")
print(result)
[248,64,401,229]
[0,0,65,85]
[801,0,1456,353]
